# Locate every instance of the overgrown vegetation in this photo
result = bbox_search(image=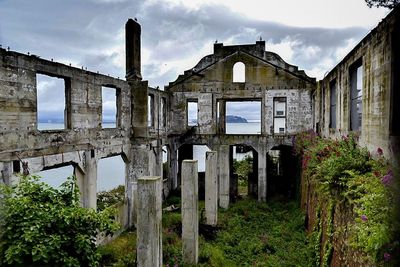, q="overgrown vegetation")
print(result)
[294,130,399,265]
[98,192,313,266]
[0,175,119,267]
[232,155,253,188]
[97,185,125,211]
